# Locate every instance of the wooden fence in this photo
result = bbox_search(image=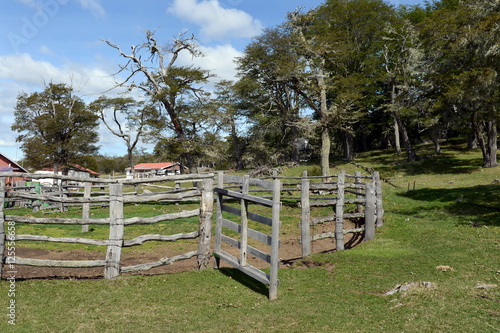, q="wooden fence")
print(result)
[298,170,383,257]
[0,168,383,300]
[0,172,214,279]
[213,174,281,300]
[252,170,383,257]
